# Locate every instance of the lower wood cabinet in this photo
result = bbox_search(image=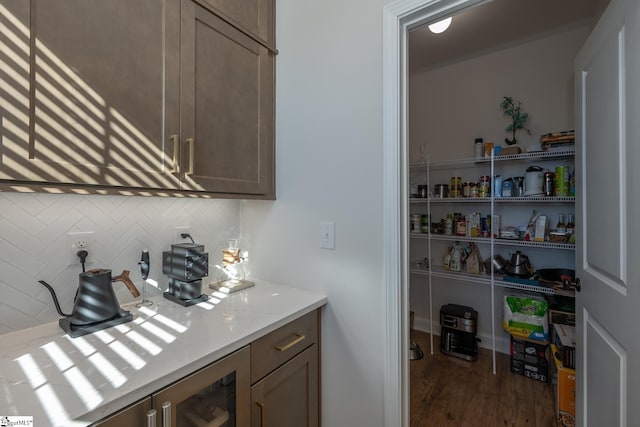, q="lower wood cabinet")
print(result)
[152,346,251,426]
[90,310,319,427]
[250,310,319,427]
[92,397,152,427]
[250,345,318,427]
